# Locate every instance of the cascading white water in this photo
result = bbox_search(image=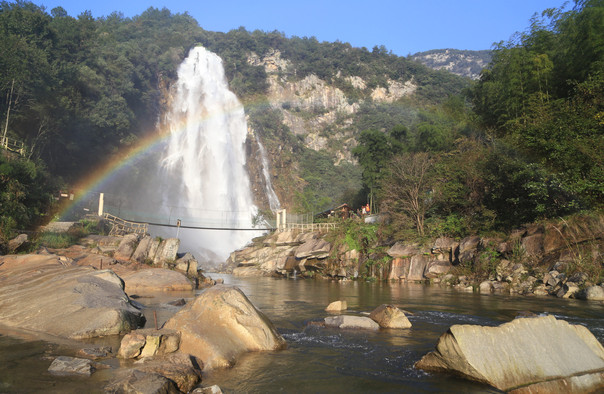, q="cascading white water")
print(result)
[154,46,262,263]
[256,136,281,211]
